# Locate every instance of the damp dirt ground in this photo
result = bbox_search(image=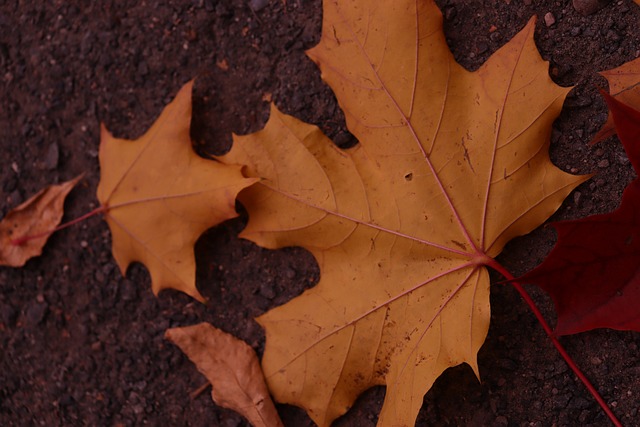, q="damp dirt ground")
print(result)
[1,1,640,426]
